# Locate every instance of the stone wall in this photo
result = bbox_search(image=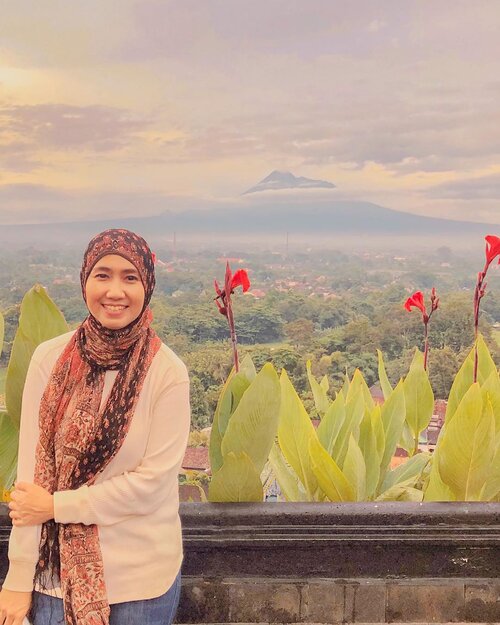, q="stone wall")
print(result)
[178,577,500,623]
[1,502,499,623]
[178,502,500,624]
